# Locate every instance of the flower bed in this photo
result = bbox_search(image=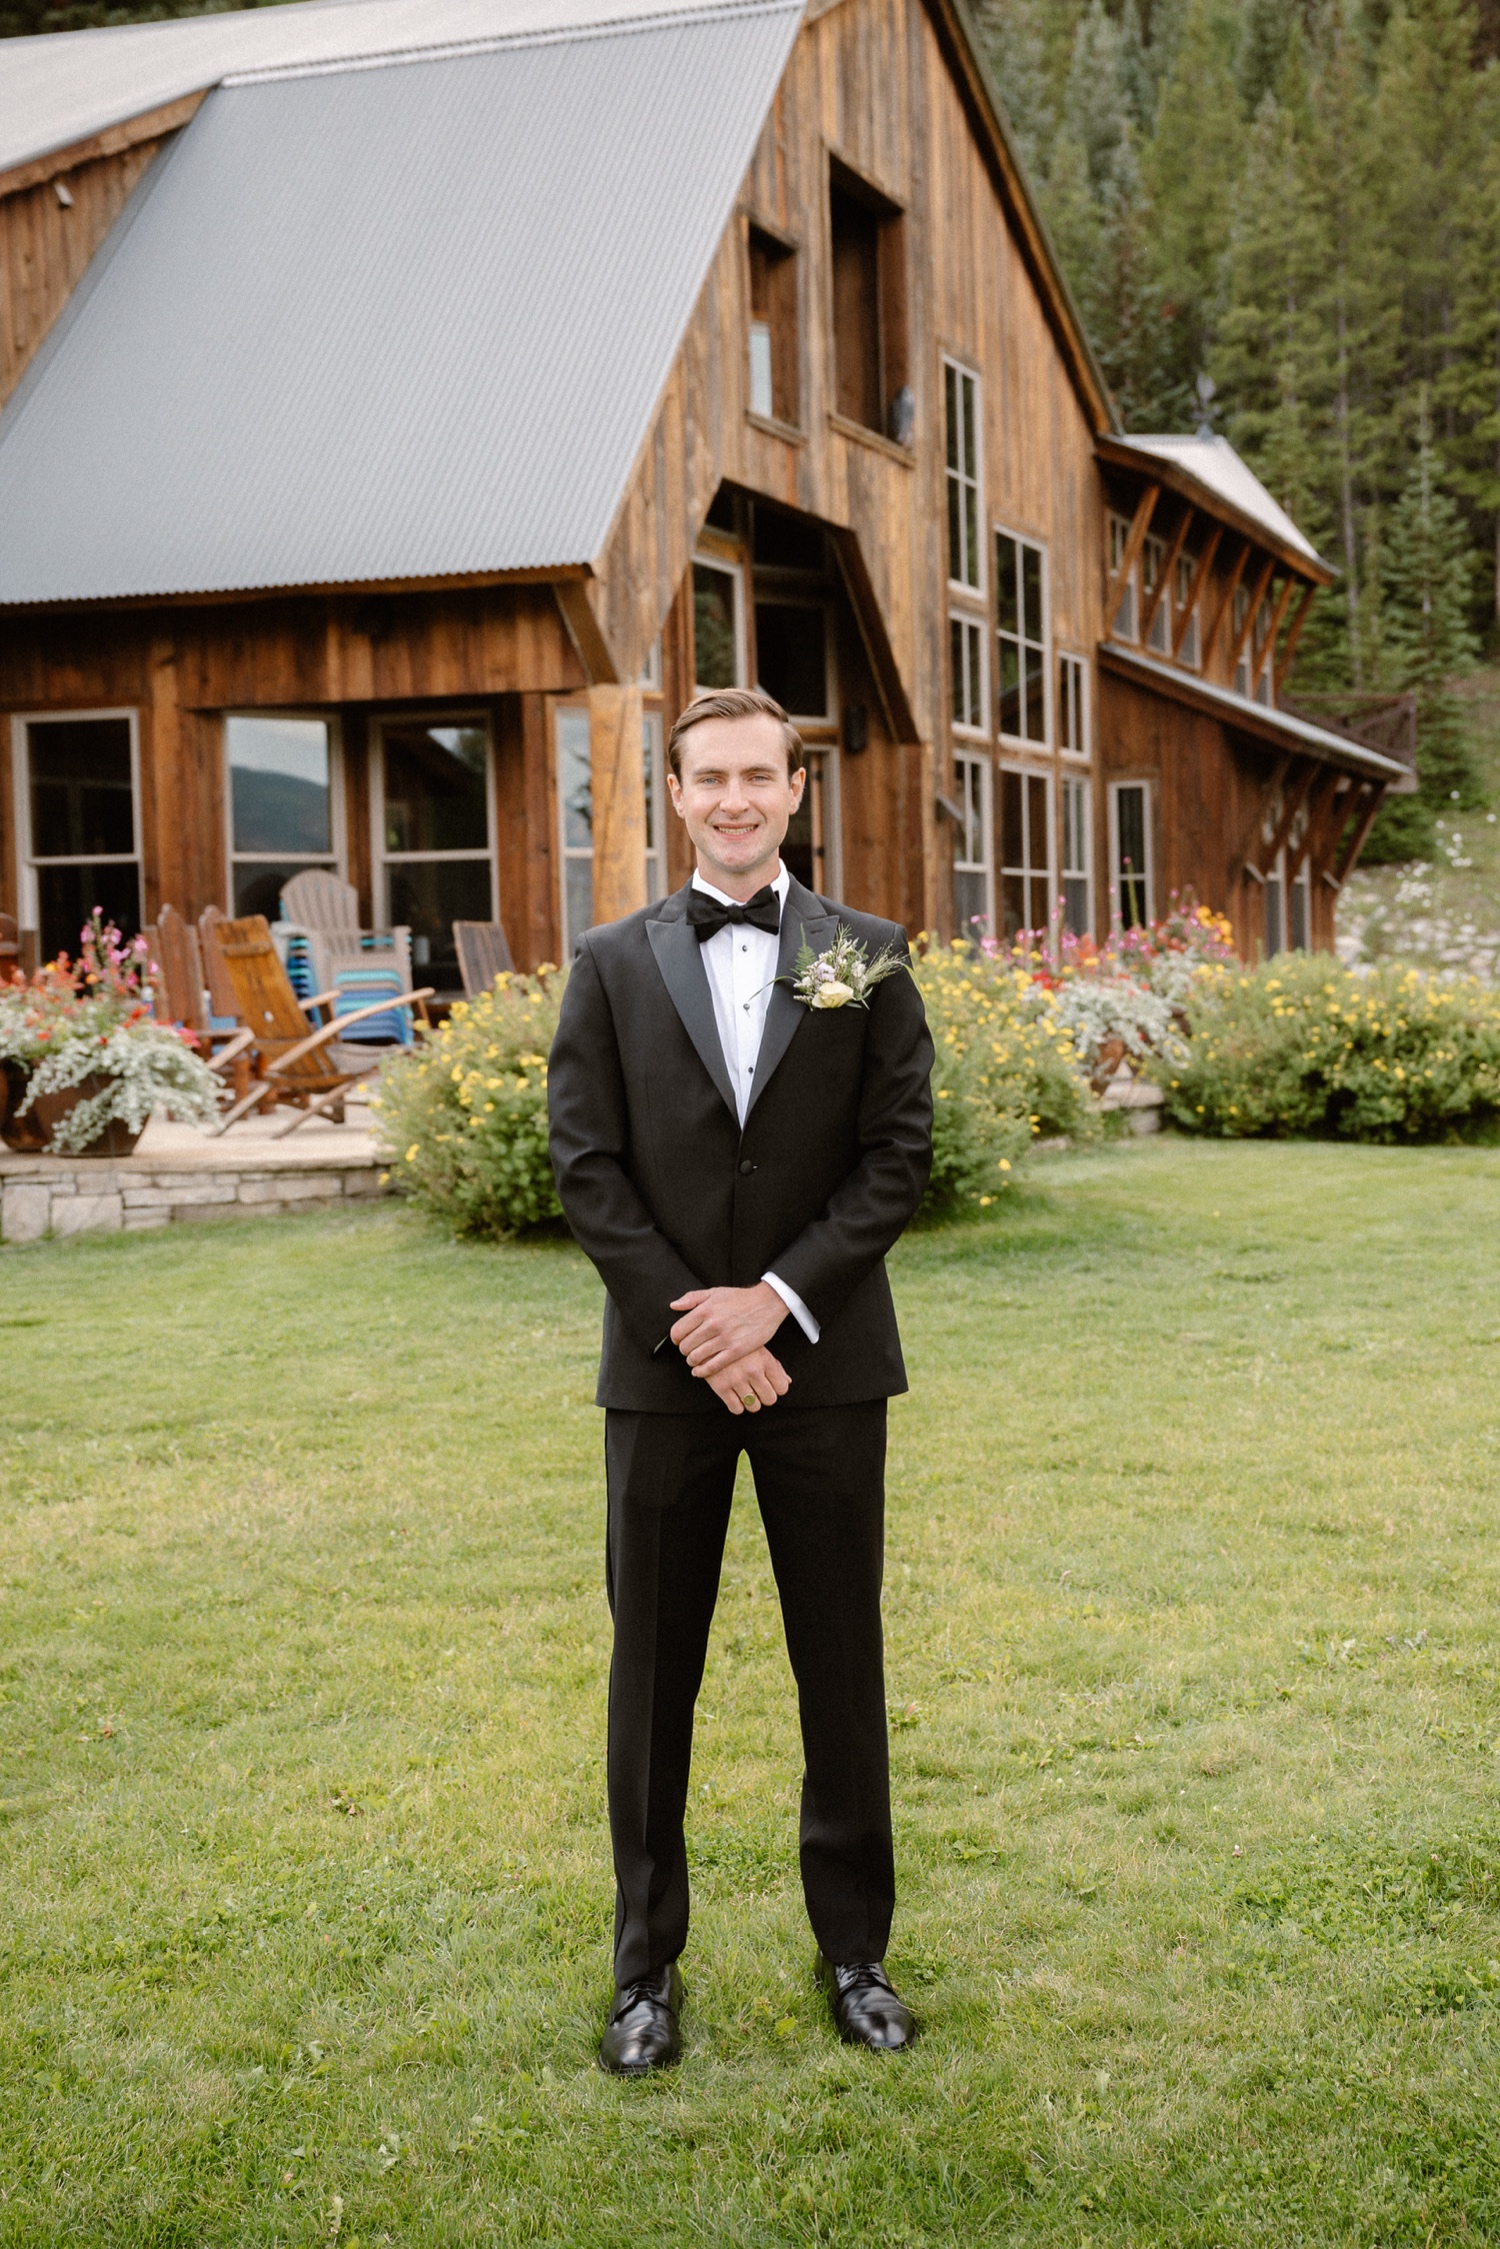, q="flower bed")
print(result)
[0,916,221,1155]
